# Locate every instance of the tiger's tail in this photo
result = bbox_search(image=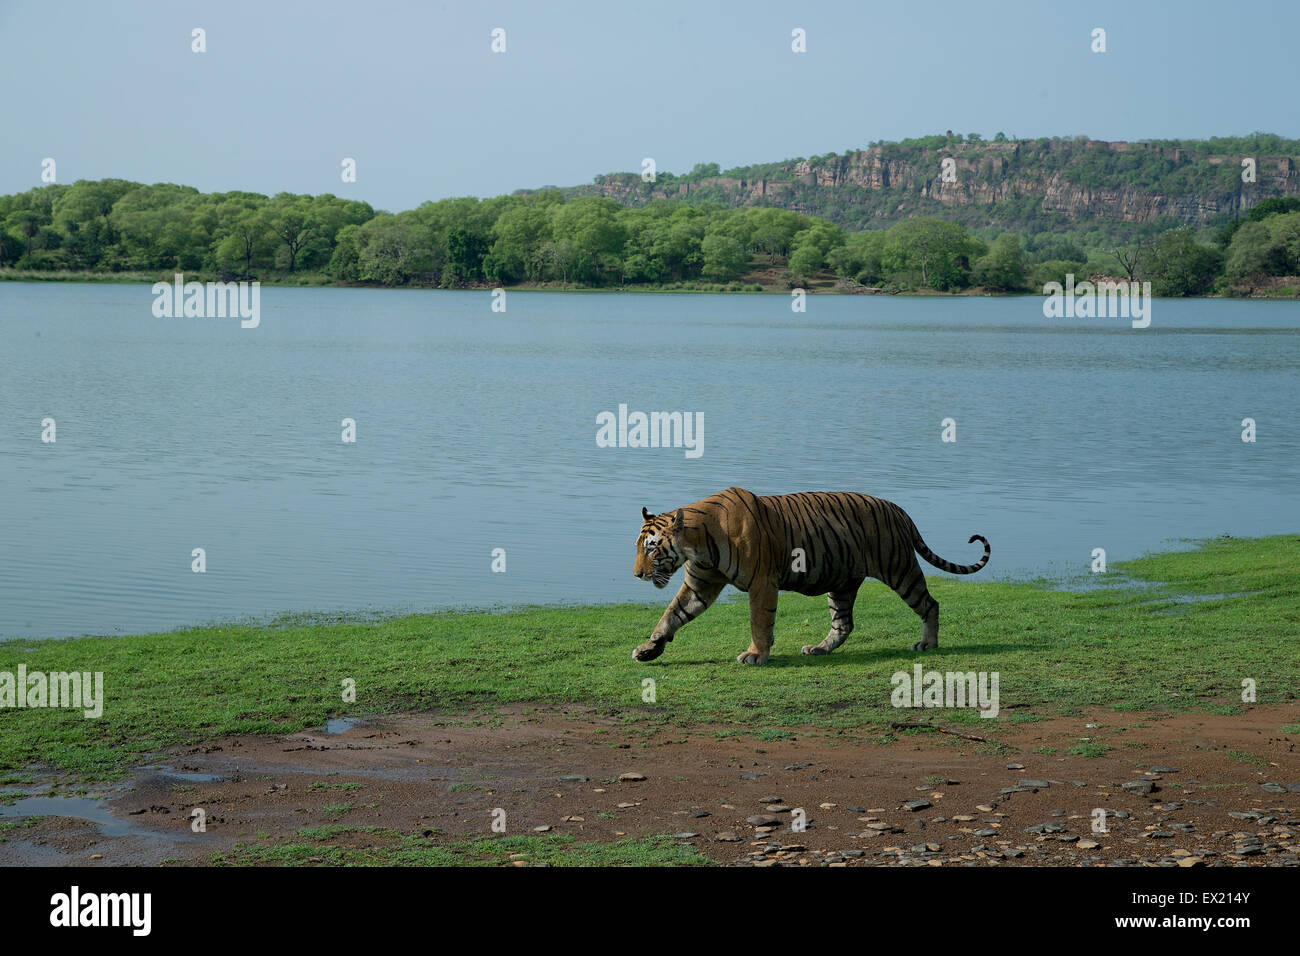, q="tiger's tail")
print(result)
[913,526,990,575]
